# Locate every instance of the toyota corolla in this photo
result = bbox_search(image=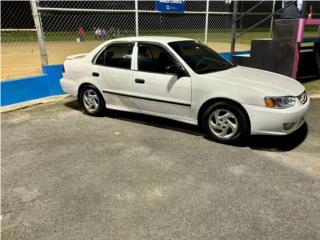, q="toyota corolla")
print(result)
[60,37,309,144]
